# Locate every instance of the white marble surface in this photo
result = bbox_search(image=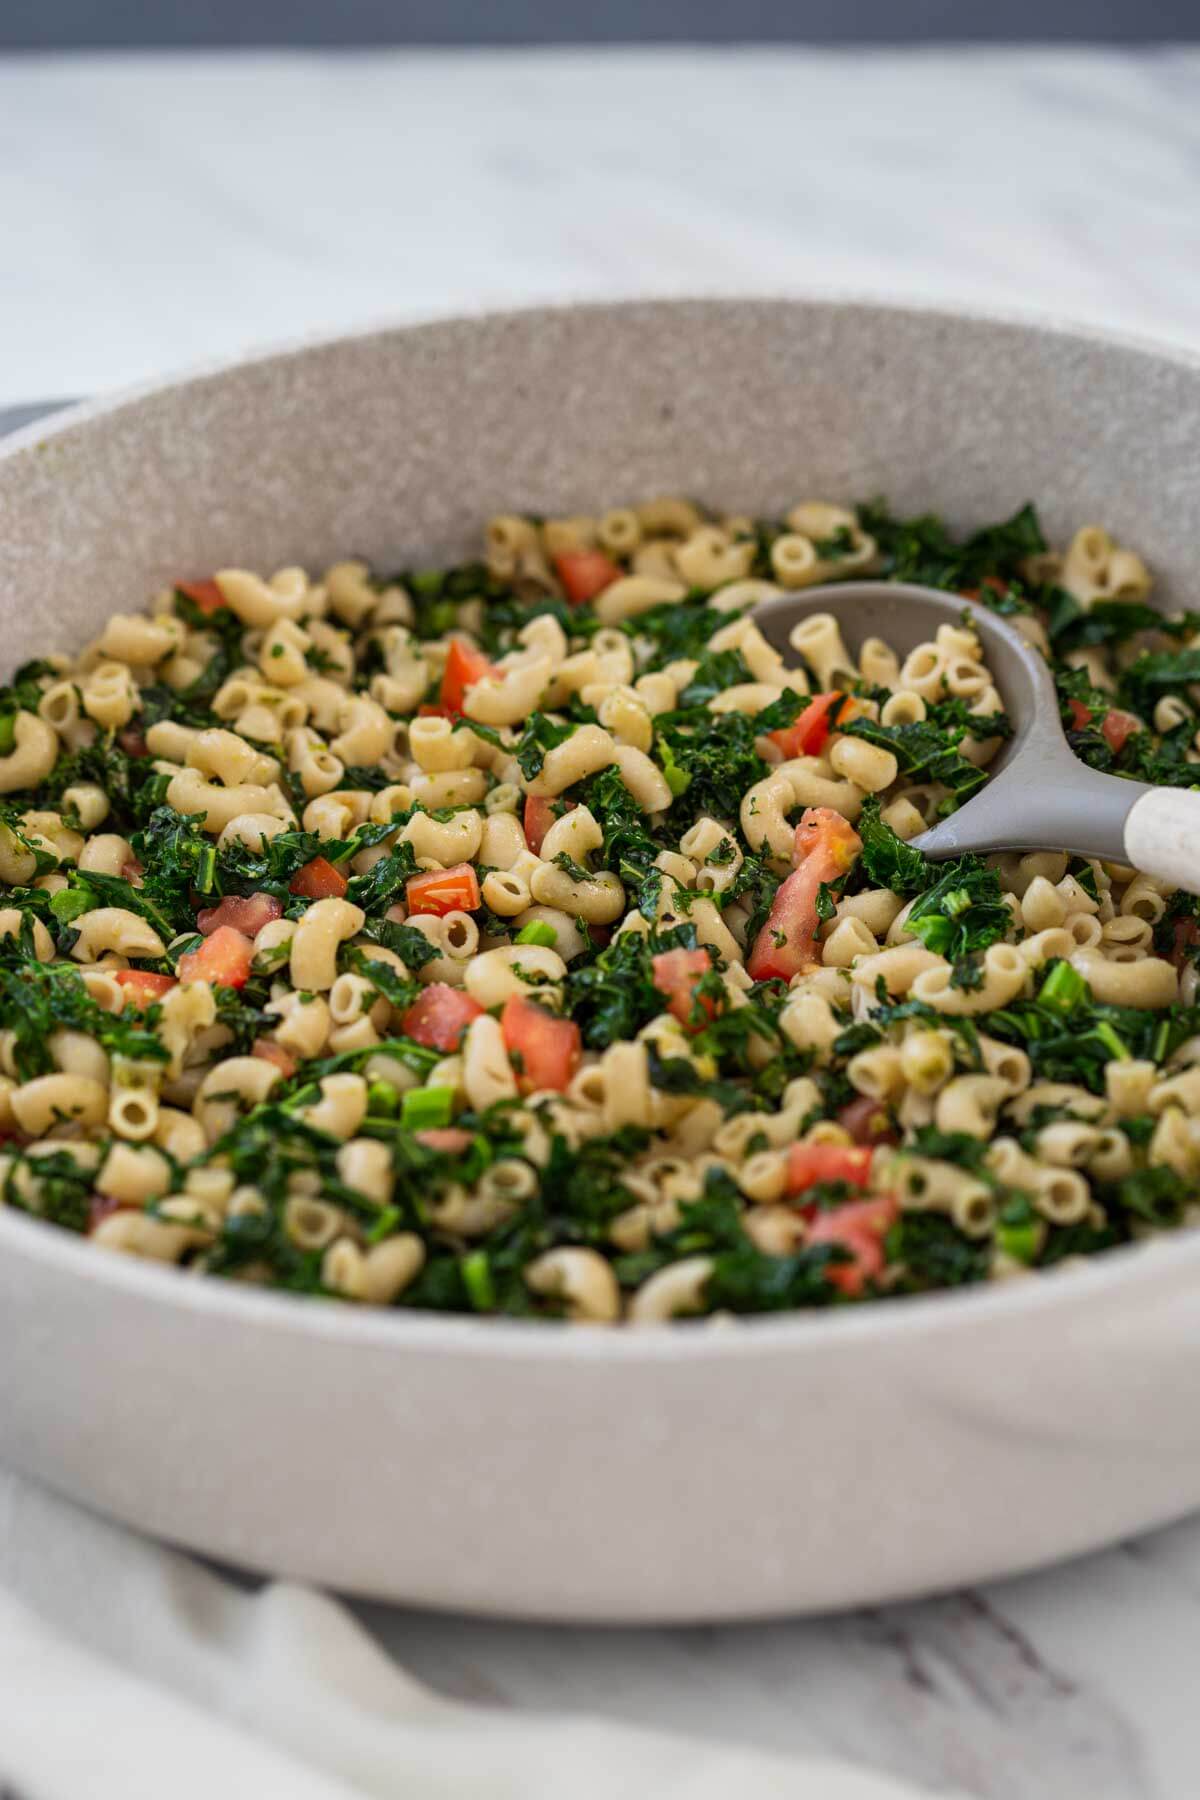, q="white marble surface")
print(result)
[6,45,1200,1798]
[4,47,1200,403]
